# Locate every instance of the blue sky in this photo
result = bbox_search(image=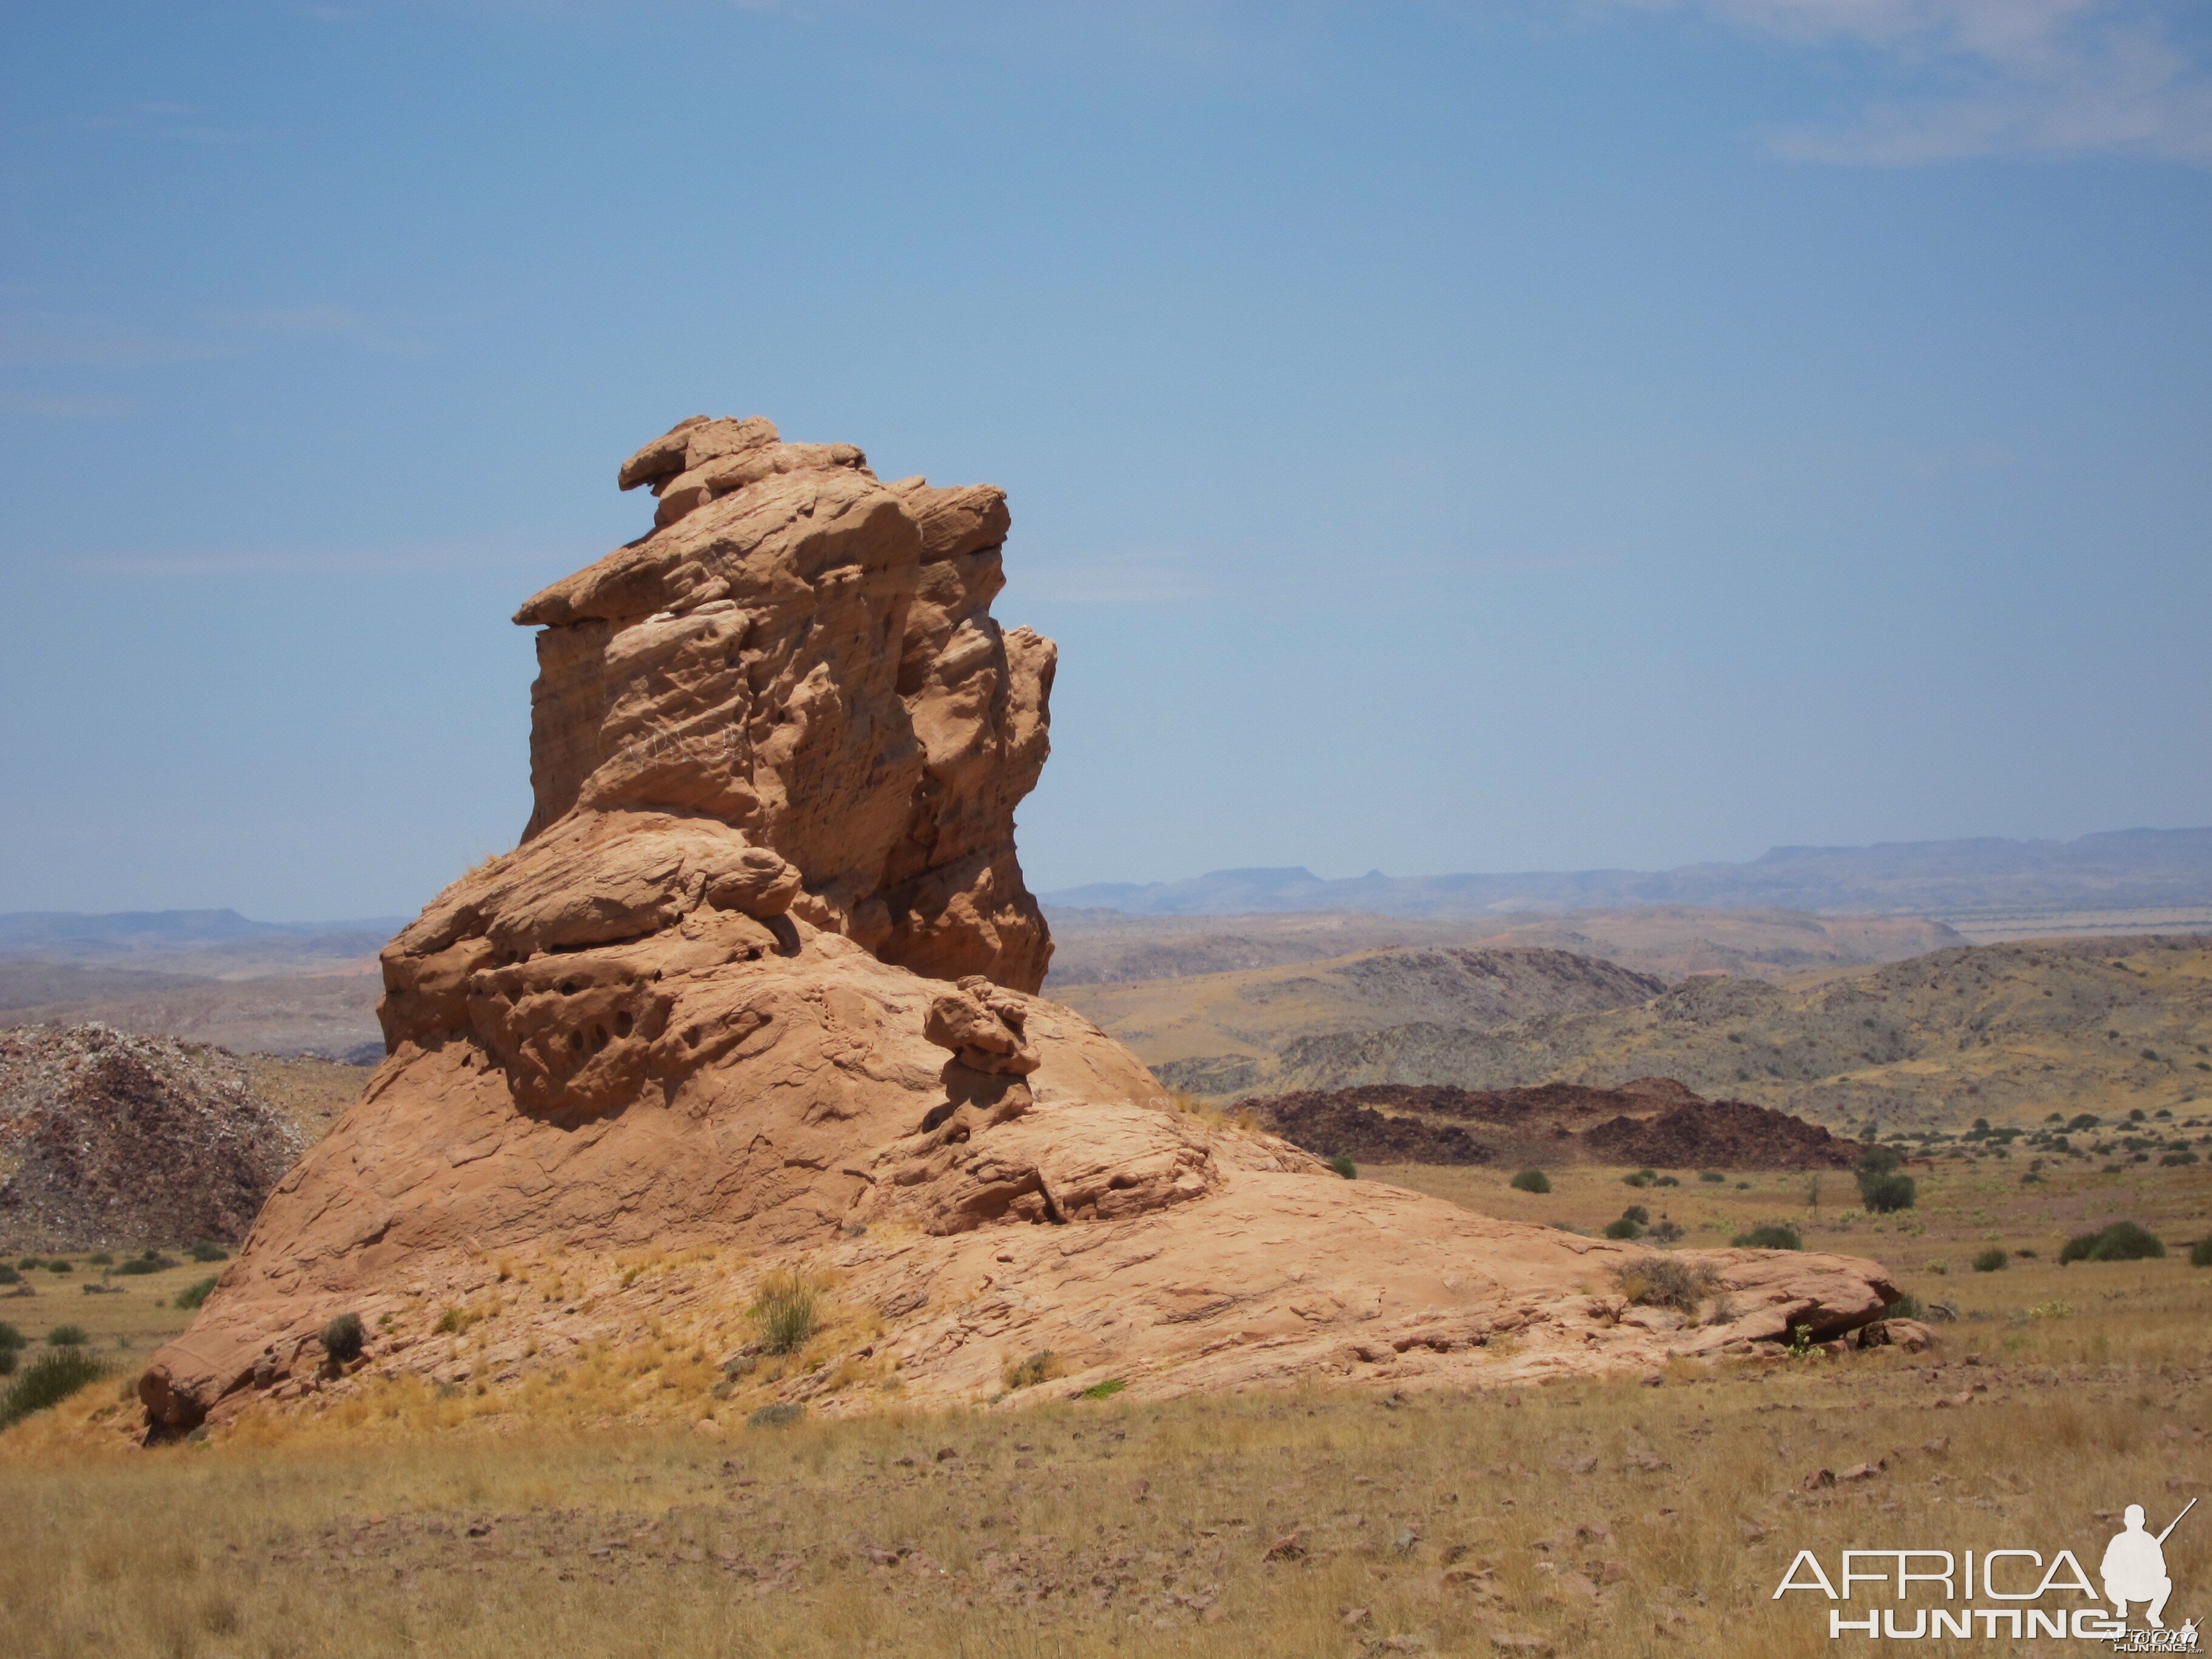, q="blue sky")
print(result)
[2,1,2207,918]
